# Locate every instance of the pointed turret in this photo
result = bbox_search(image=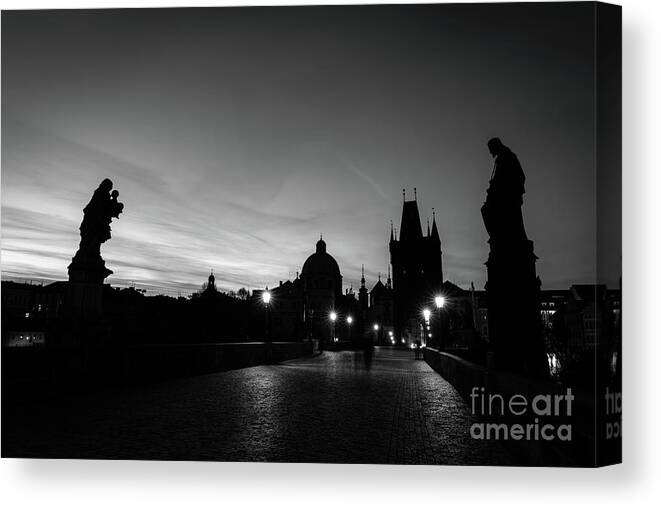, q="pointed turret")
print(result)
[431,208,440,244]
[386,265,392,289]
[358,264,369,310]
